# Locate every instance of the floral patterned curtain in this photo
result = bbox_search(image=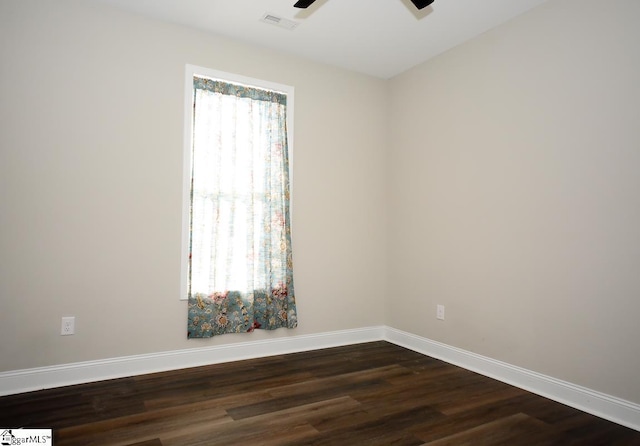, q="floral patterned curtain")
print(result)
[187,77,297,338]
